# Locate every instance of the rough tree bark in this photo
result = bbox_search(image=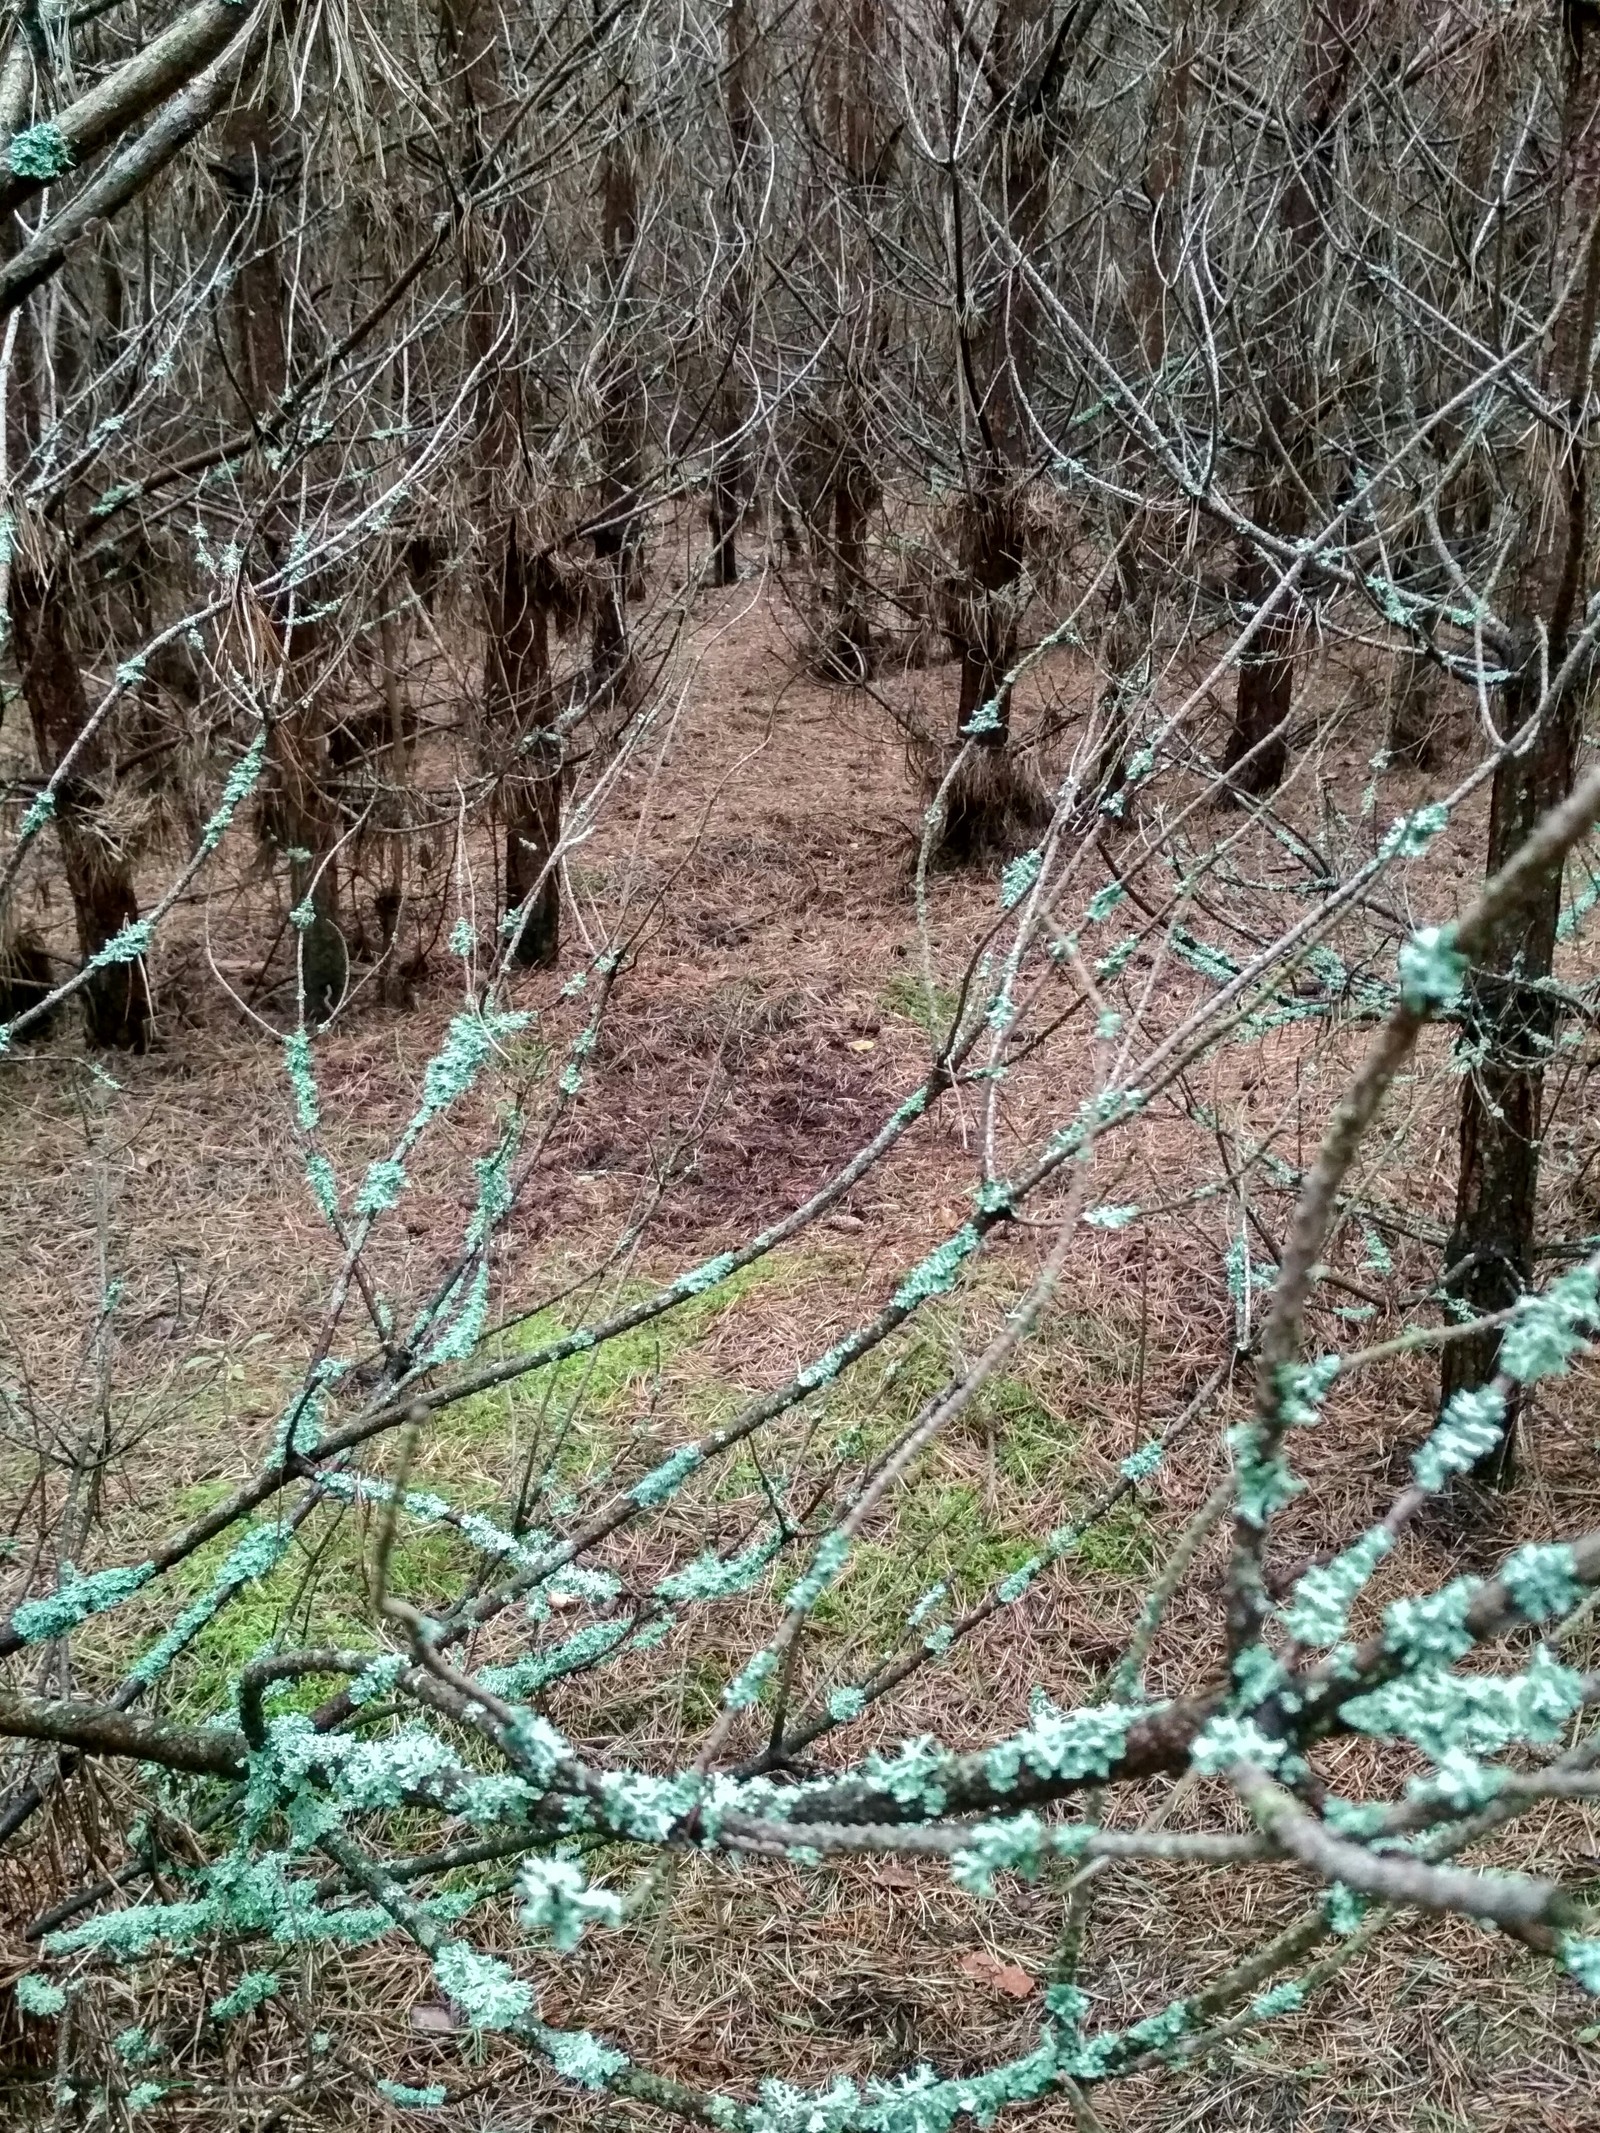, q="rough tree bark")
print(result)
[216,107,347,1020]
[935,0,1061,863]
[1,41,148,1049]
[589,94,646,712]
[9,555,150,1048]
[708,0,757,587]
[1223,0,1369,800]
[808,0,886,677]
[1092,0,1194,816]
[1438,0,1600,1486]
[442,0,560,966]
